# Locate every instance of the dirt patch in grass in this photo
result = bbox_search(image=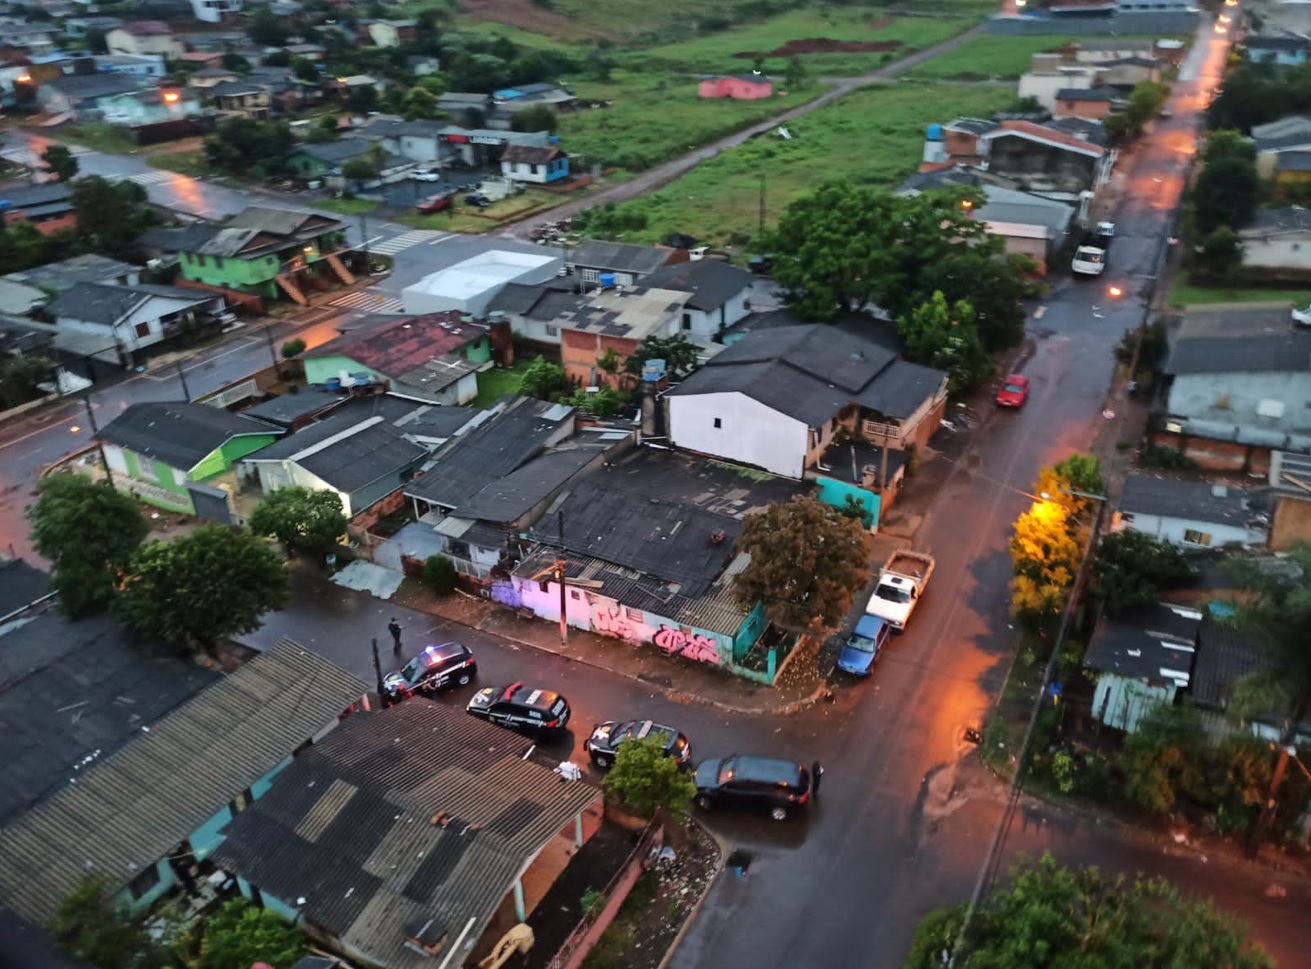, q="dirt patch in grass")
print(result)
[461,0,604,40]
[868,16,895,29]
[734,37,903,58]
